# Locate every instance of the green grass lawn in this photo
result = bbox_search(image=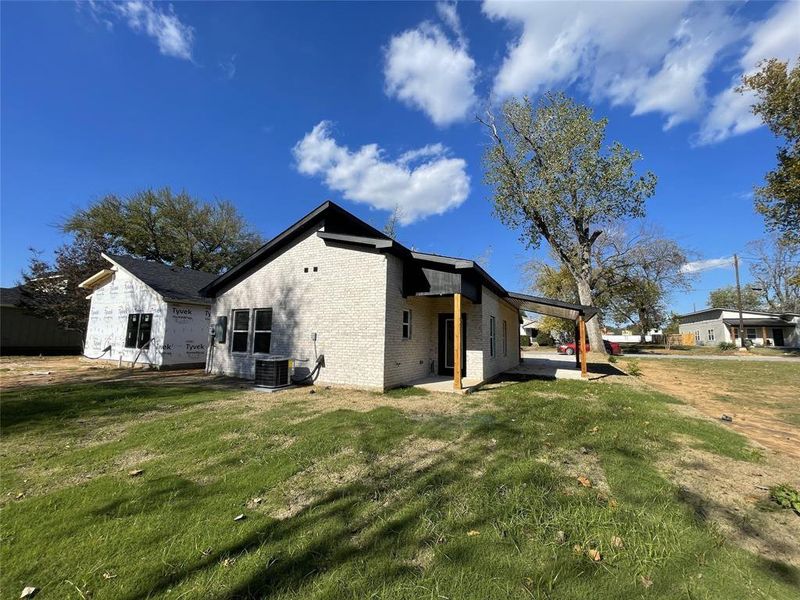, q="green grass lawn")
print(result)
[1,377,798,599]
